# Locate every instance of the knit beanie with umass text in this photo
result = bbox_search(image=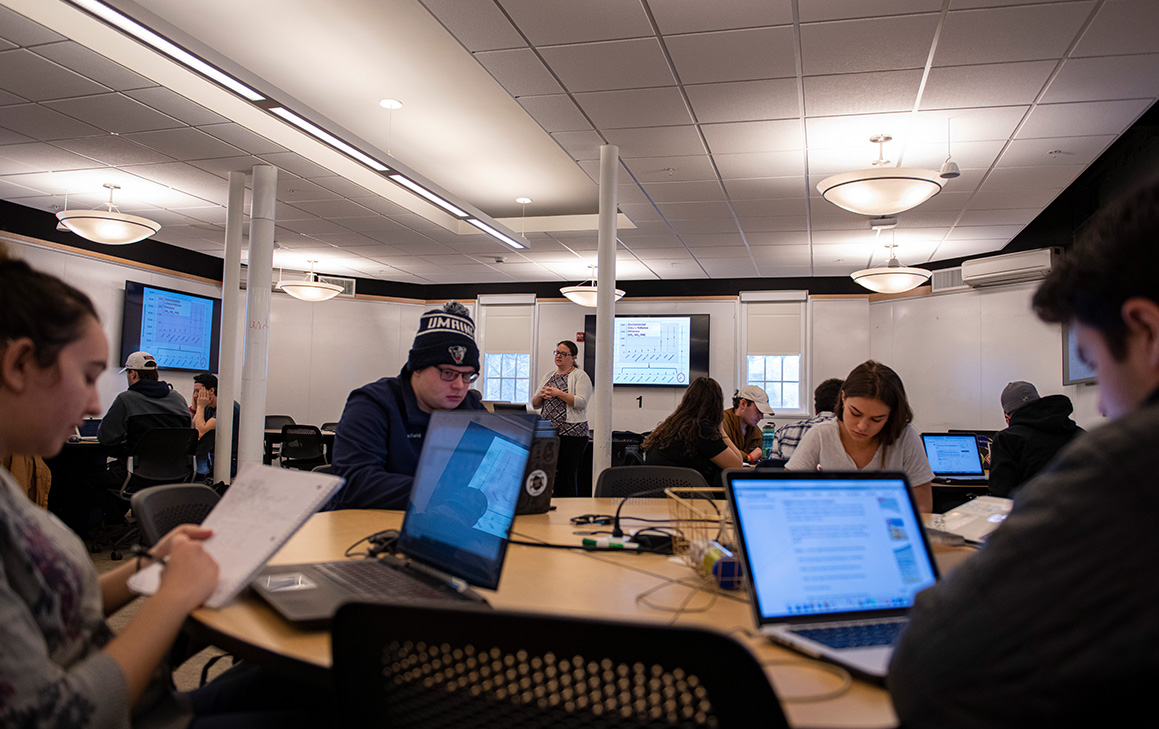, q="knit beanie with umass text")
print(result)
[405,301,480,373]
